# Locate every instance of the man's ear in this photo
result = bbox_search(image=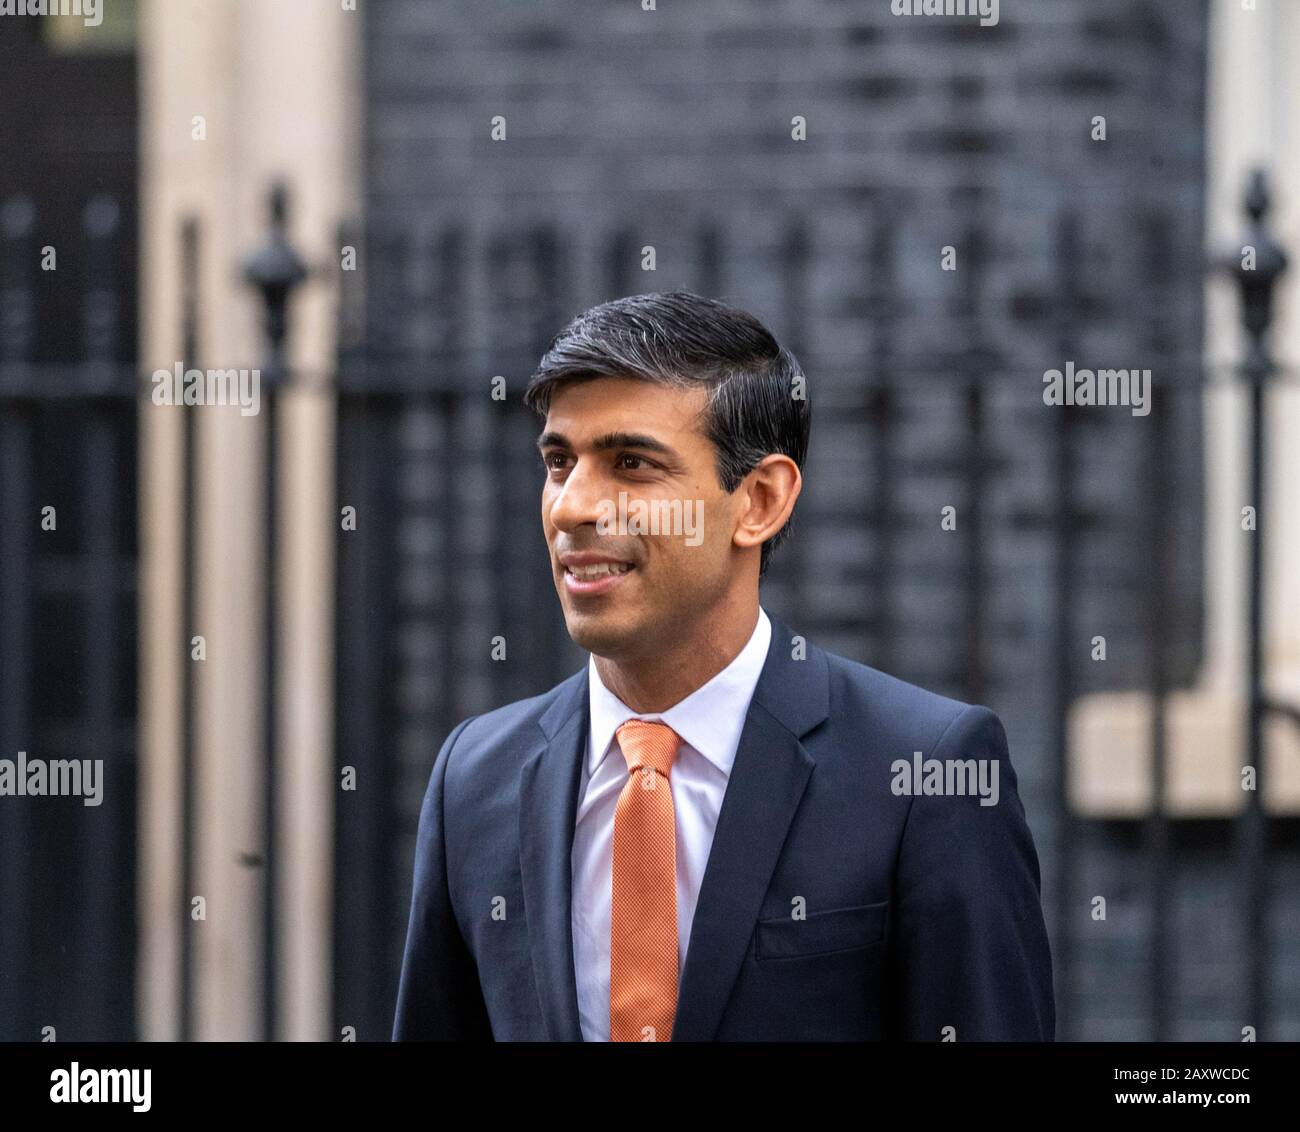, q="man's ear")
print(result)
[731,455,801,553]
